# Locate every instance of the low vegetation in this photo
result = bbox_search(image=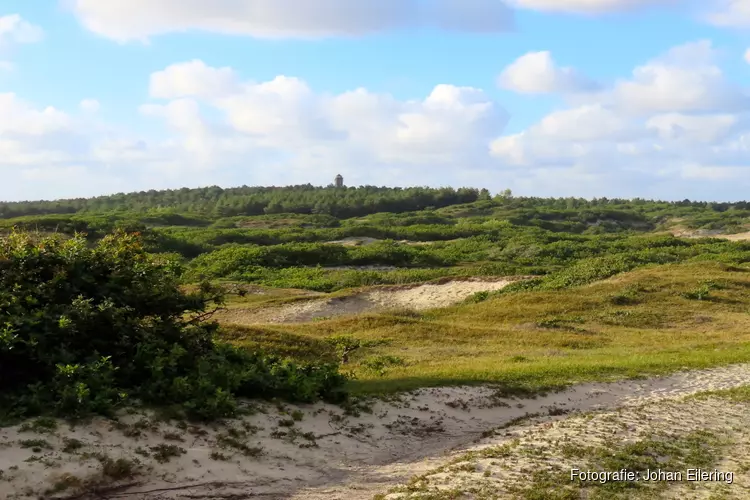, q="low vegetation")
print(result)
[5,184,750,500]
[3,184,750,421]
[0,229,347,424]
[230,260,750,395]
